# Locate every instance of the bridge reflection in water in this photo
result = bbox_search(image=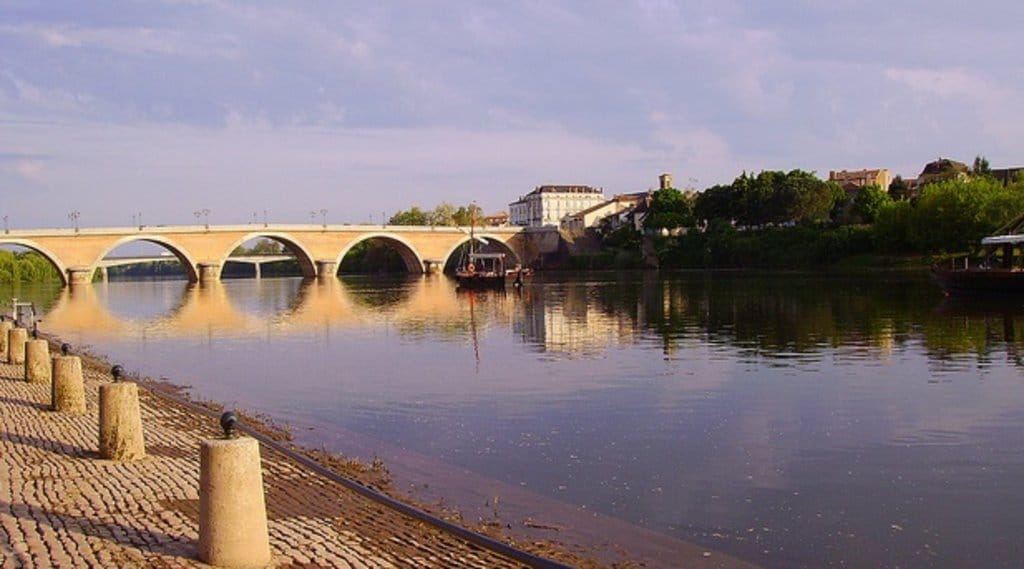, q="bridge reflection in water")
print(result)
[42,276,521,340]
